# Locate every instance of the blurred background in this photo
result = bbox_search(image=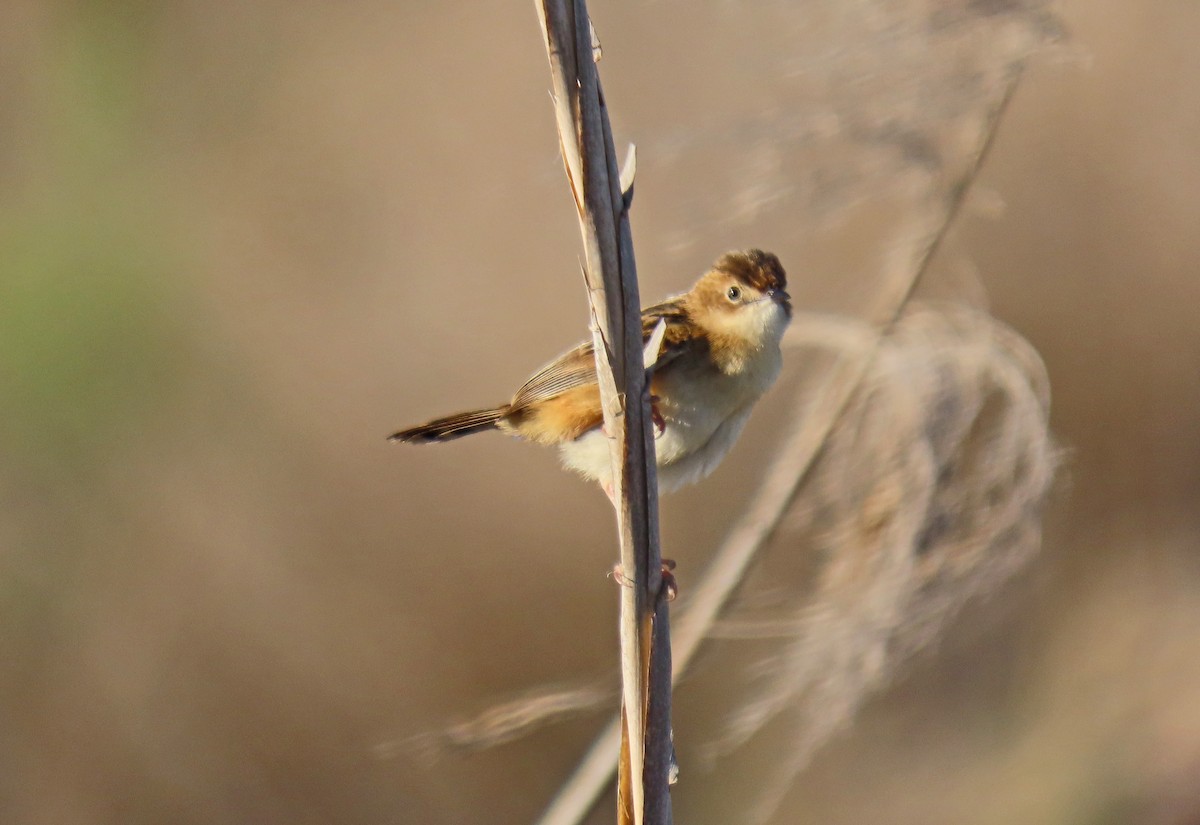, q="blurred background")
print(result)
[2,1,1199,823]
